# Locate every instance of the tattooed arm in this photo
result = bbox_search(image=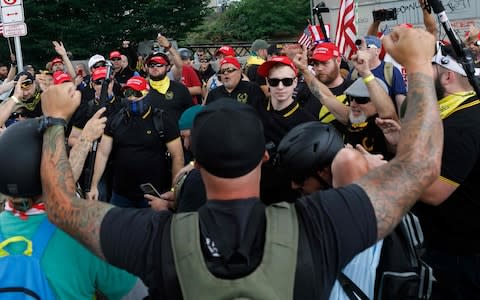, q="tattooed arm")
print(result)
[354,27,443,240]
[68,108,106,182]
[293,49,350,124]
[40,83,113,259]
